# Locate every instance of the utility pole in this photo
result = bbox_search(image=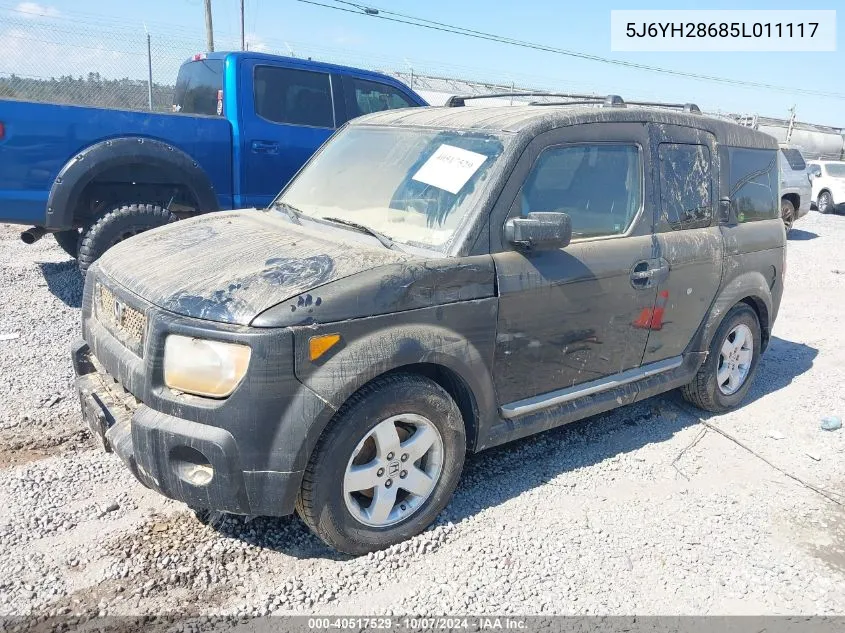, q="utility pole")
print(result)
[146,31,153,110]
[203,0,214,52]
[786,105,797,143]
[240,0,245,51]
